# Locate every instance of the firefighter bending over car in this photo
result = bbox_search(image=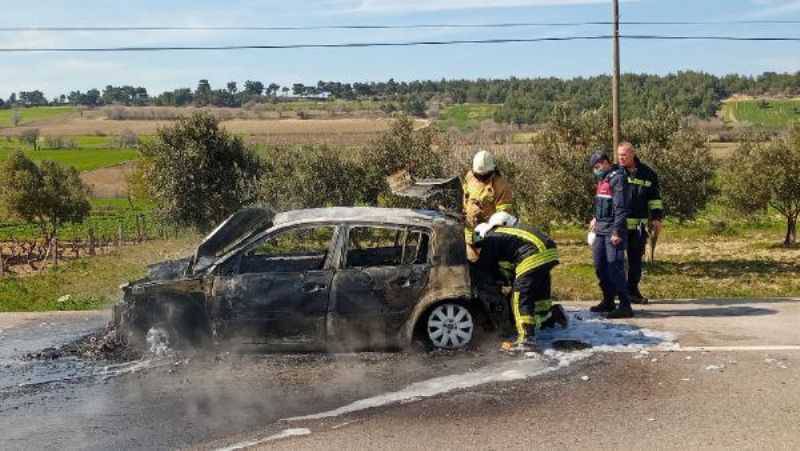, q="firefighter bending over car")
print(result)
[463,150,514,262]
[473,217,568,353]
